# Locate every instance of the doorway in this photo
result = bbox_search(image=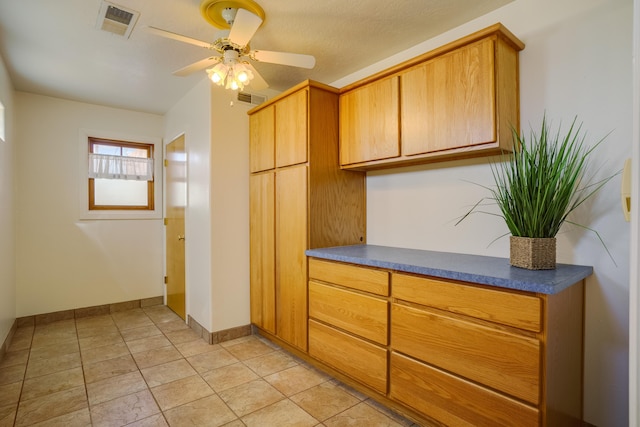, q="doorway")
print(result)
[165,134,186,319]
